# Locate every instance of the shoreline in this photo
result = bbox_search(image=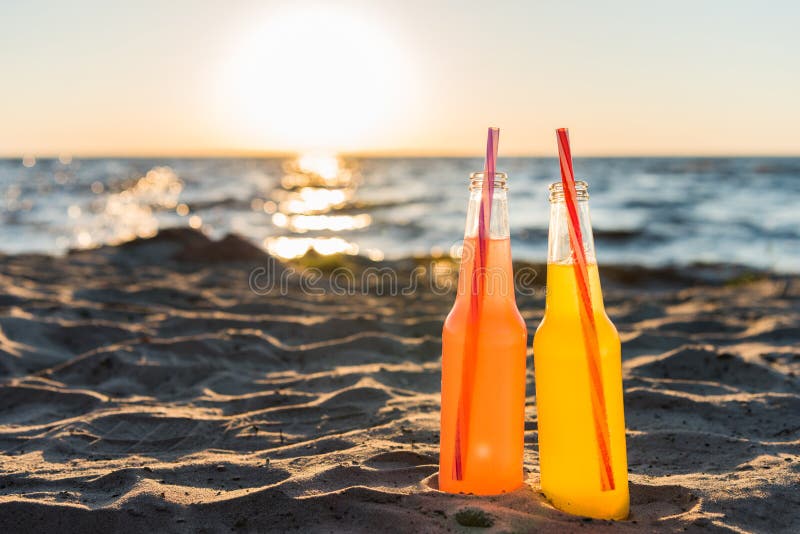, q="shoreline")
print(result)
[2,226,788,286]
